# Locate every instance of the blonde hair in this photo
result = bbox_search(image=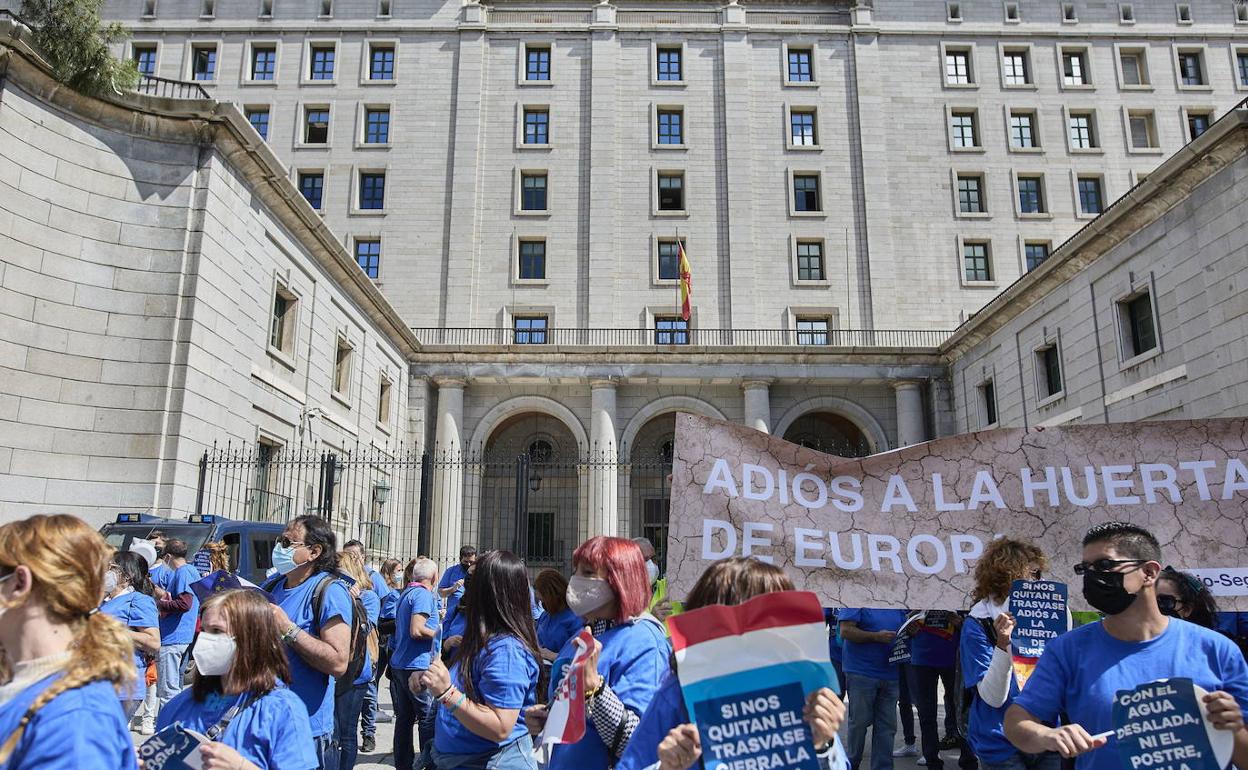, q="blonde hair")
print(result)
[0,515,135,762]
[204,541,230,573]
[337,550,379,665]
